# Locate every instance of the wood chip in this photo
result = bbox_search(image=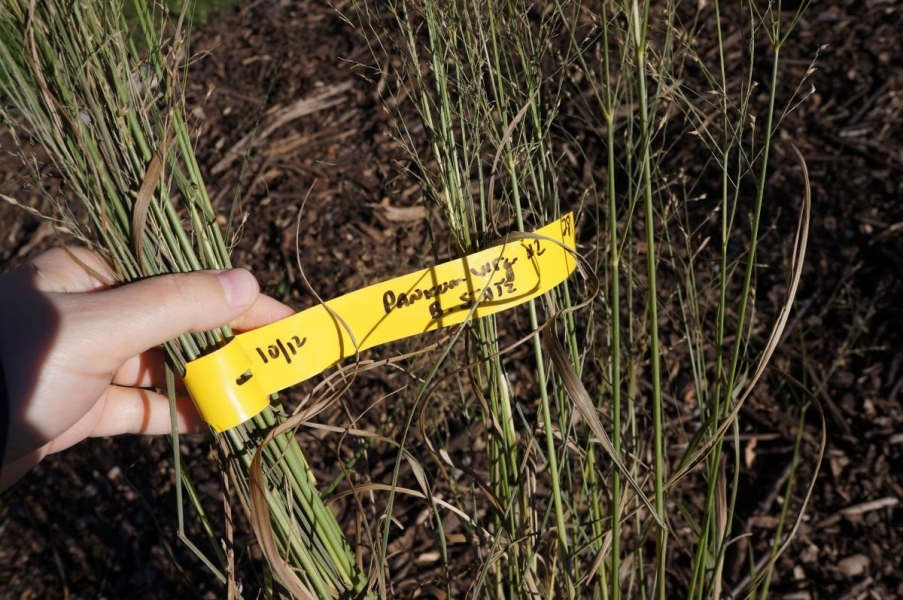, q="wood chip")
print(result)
[369,202,427,223]
[837,553,869,578]
[838,496,899,516]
